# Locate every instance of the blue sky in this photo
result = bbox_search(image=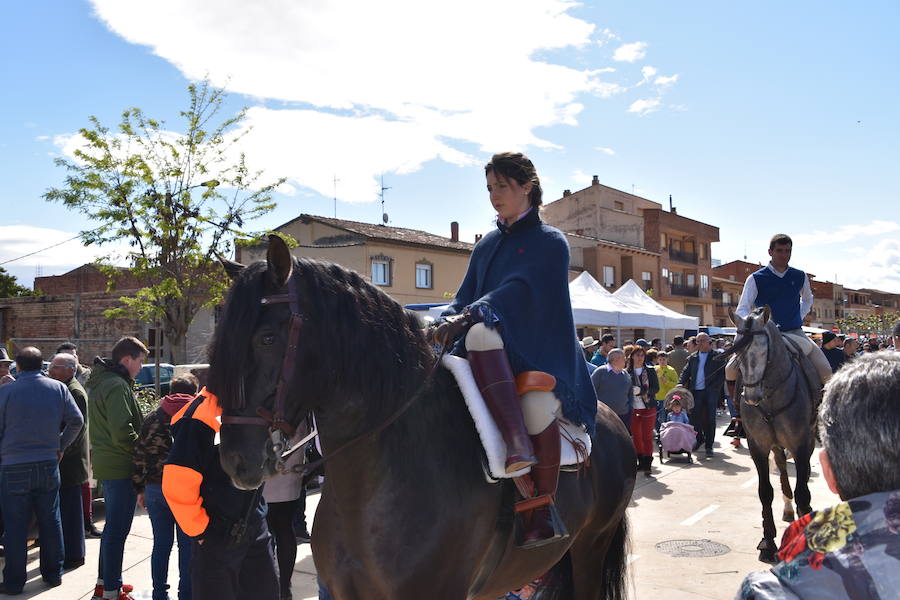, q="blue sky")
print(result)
[2,0,899,293]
